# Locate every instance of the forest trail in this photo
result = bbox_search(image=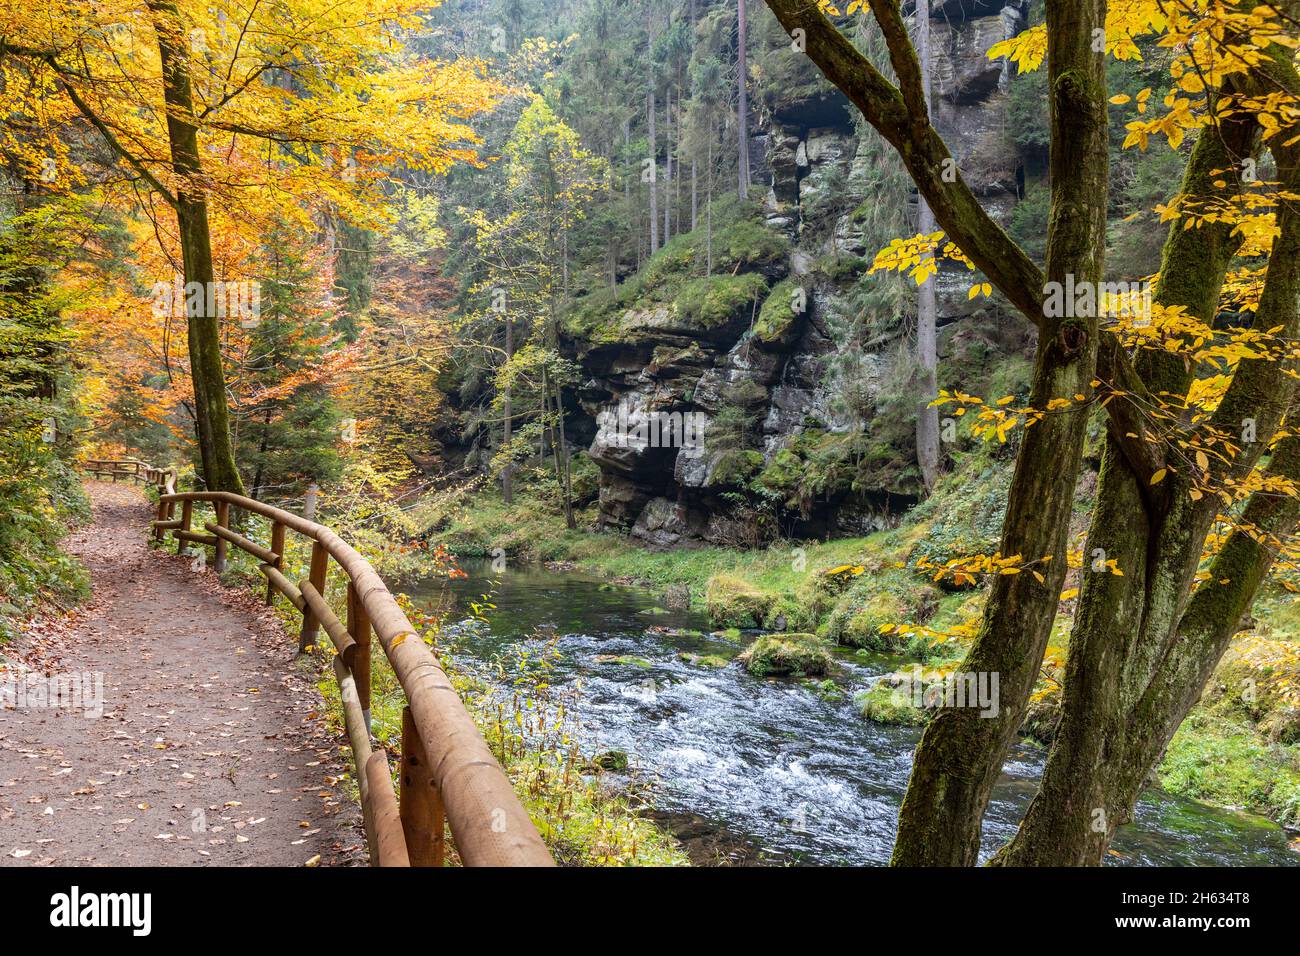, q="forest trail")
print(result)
[0,482,363,866]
